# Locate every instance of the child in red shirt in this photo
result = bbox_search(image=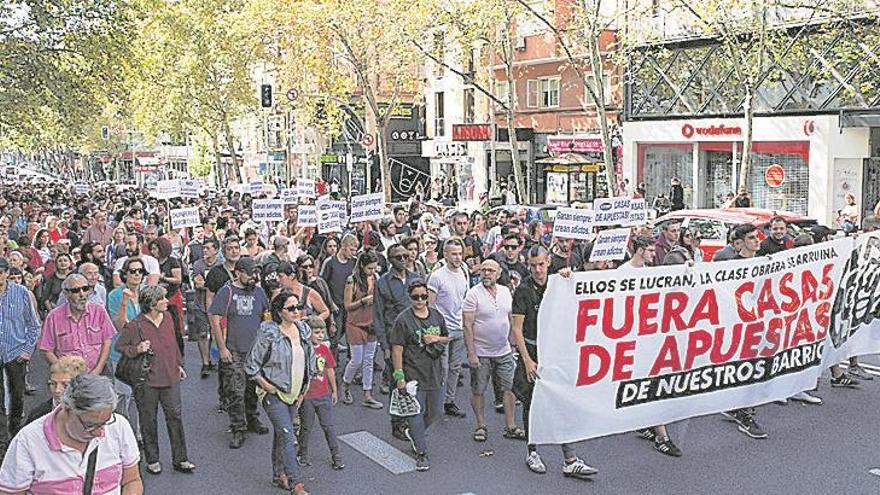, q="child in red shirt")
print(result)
[298,317,344,470]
